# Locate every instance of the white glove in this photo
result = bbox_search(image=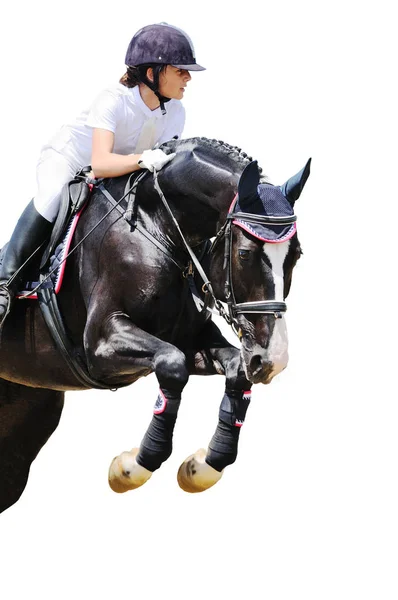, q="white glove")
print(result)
[138,149,176,172]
